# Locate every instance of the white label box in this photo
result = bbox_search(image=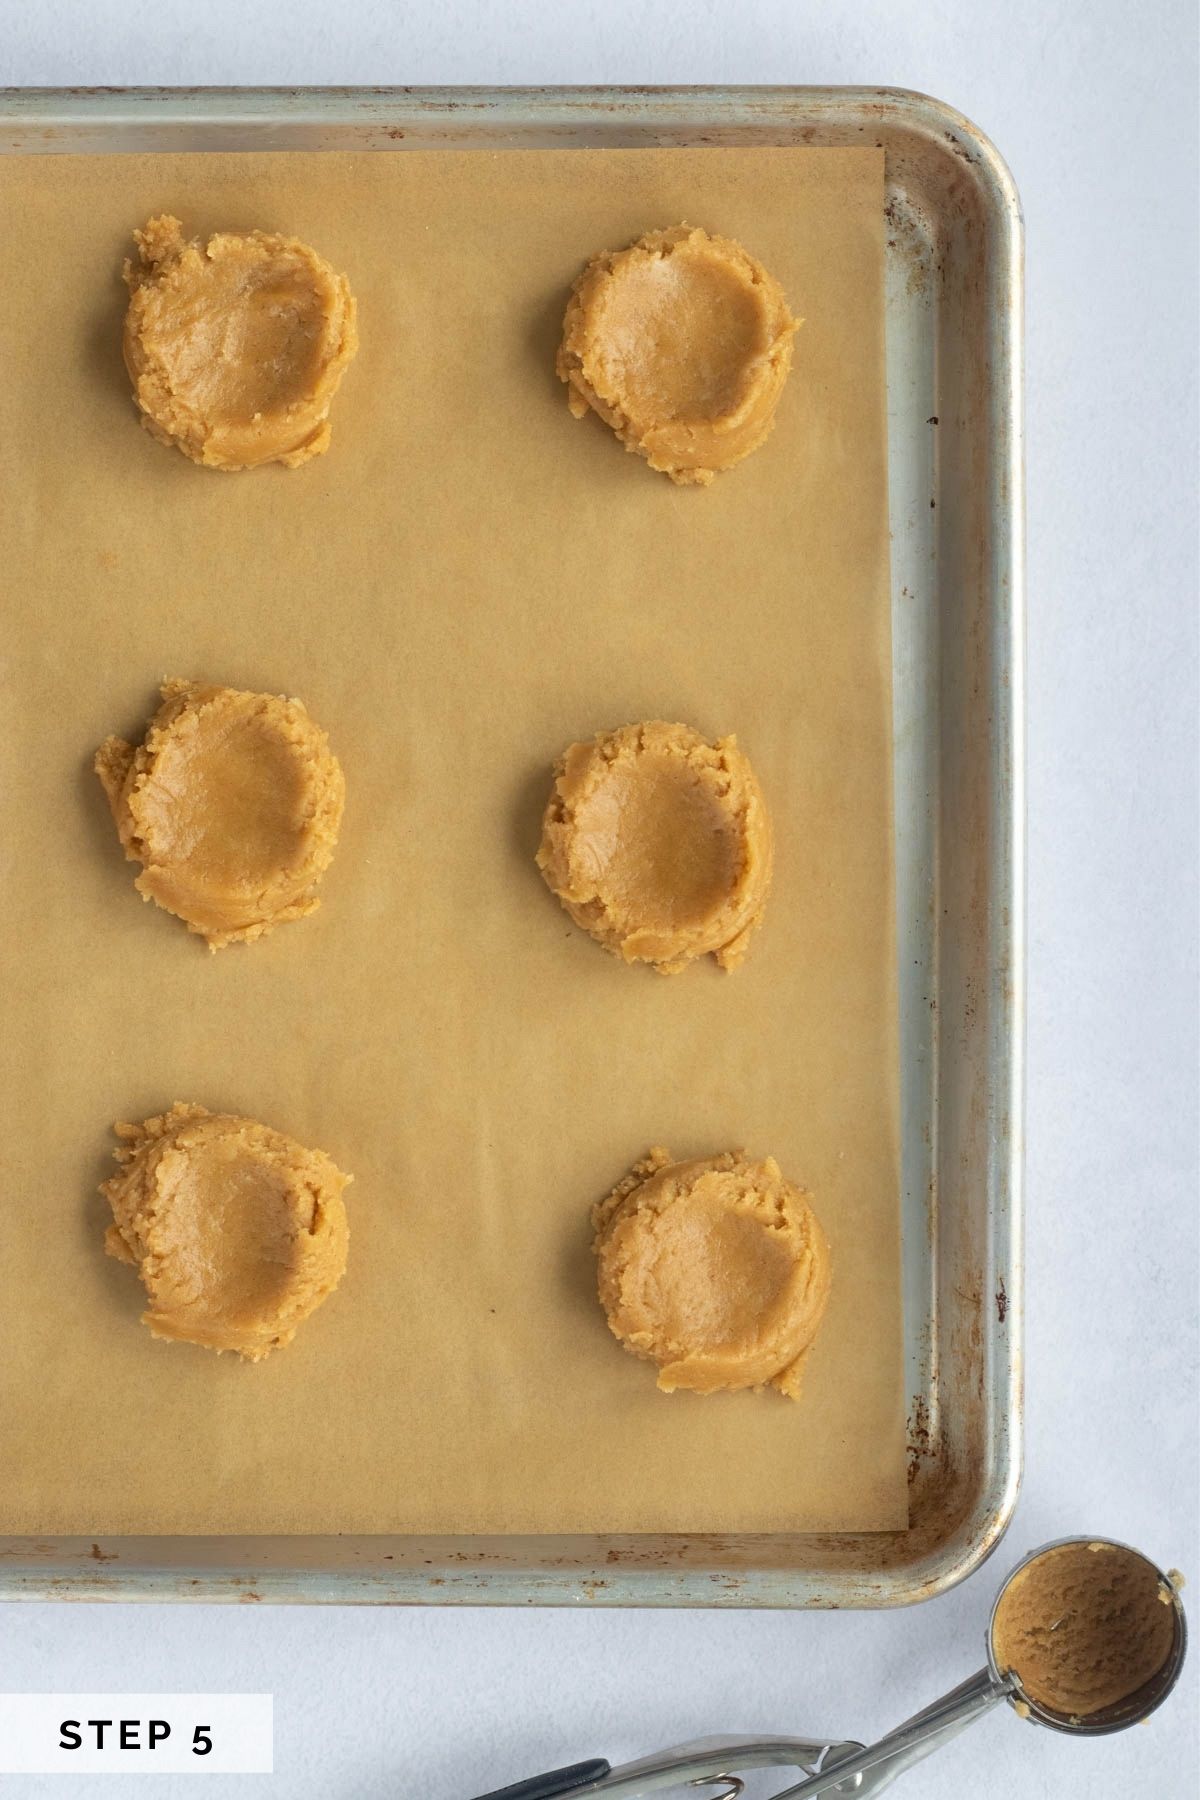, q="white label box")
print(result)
[0,1695,273,1773]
